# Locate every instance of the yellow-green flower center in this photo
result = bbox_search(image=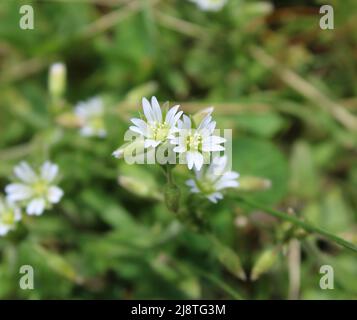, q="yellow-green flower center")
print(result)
[1,211,15,225]
[150,122,170,141]
[186,133,202,151]
[89,116,104,131]
[32,180,48,197]
[195,178,215,195]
